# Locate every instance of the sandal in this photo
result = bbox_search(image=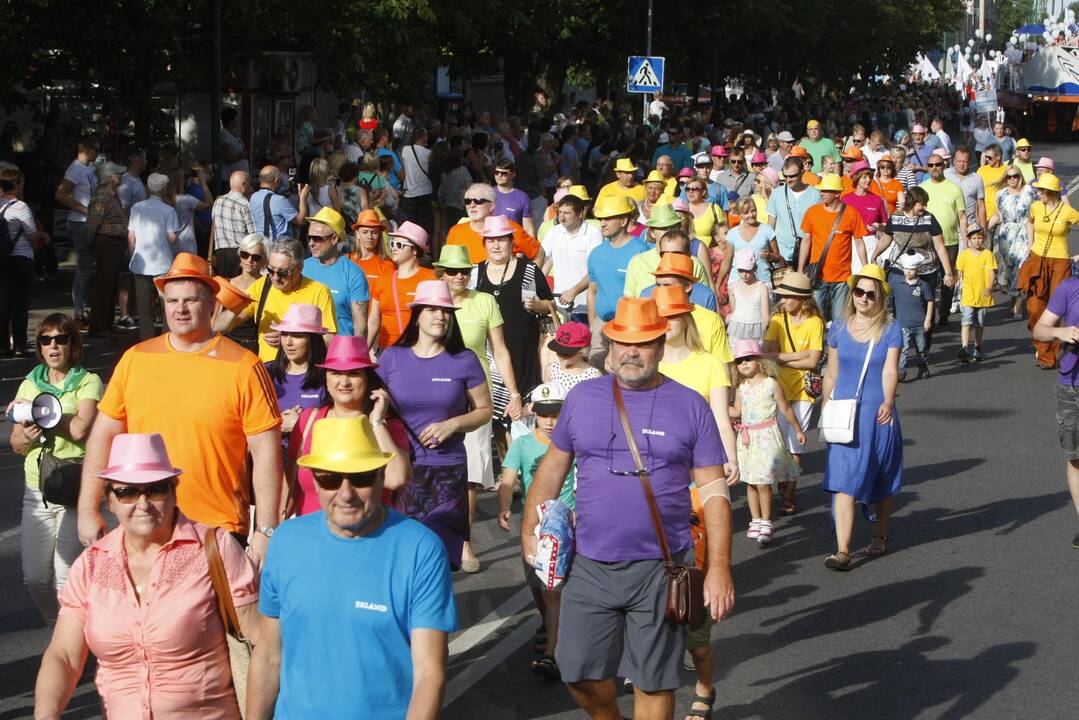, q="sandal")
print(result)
[530,654,561,681]
[866,535,888,557]
[685,688,716,720]
[824,551,853,571]
[780,499,798,516]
